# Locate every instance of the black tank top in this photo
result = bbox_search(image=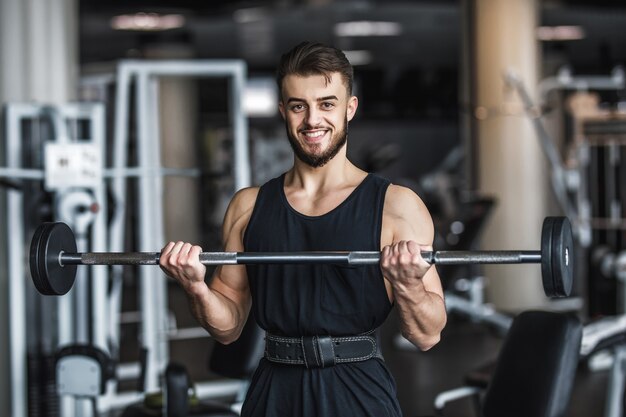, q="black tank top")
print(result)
[243,172,393,336]
[241,173,402,417]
